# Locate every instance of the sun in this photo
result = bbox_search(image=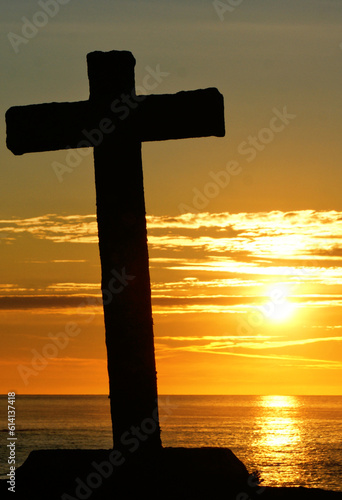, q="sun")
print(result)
[268,300,296,322]
[260,284,296,323]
